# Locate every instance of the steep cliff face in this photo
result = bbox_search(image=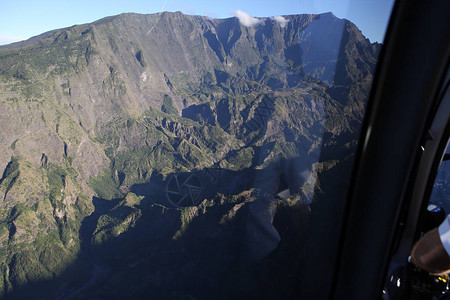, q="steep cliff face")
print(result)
[0,11,379,298]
